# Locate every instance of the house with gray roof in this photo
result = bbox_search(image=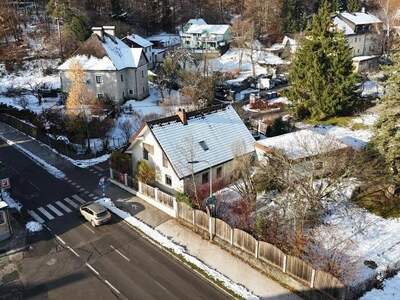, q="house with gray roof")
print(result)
[122,33,155,68]
[180,18,231,51]
[125,105,255,196]
[58,26,149,103]
[333,9,384,72]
